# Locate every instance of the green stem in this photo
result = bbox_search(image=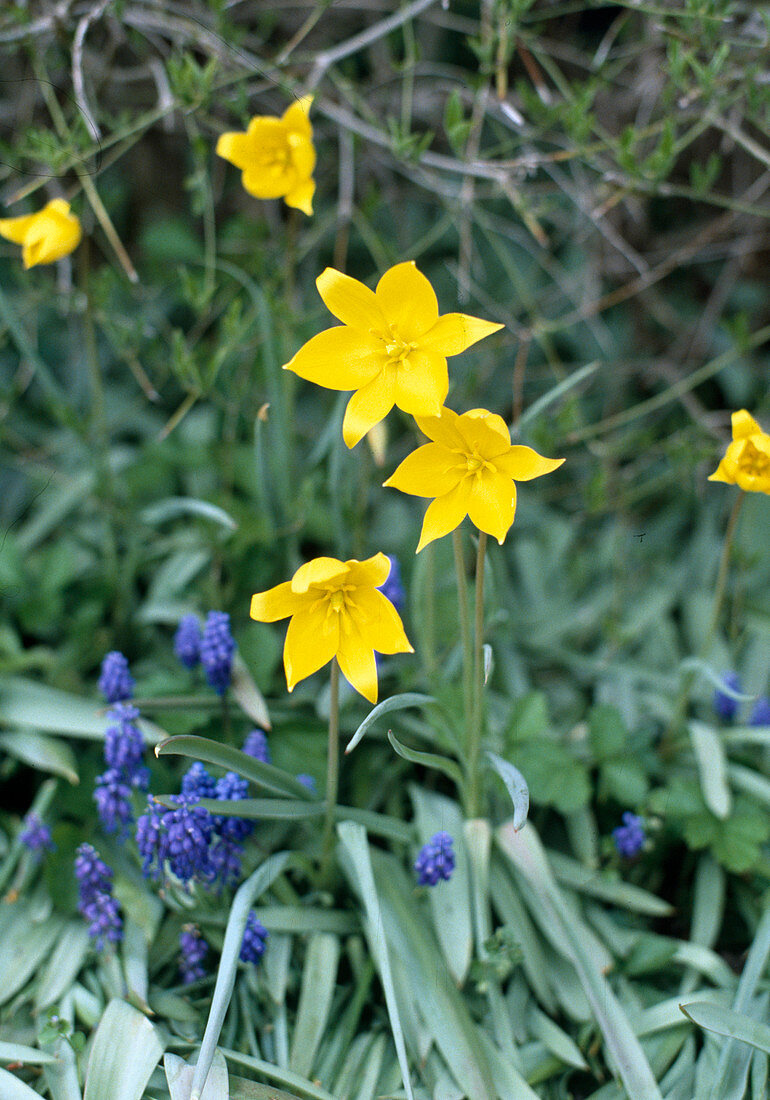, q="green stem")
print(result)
[321,659,341,878]
[469,531,488,818]
[423,540,437,680]
[453,528,474,763]
[662,490,744,752]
